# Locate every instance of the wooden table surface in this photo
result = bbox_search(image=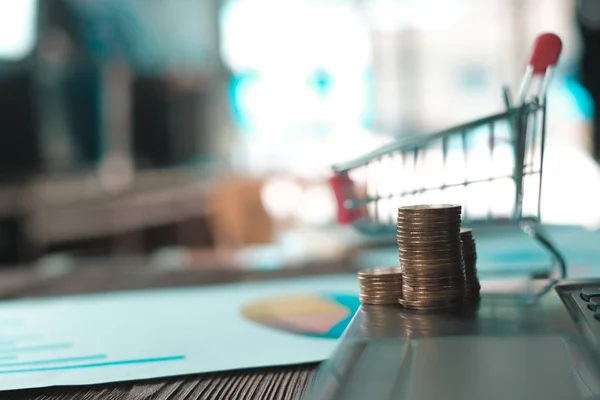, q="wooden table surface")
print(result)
[0,259,350,400]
